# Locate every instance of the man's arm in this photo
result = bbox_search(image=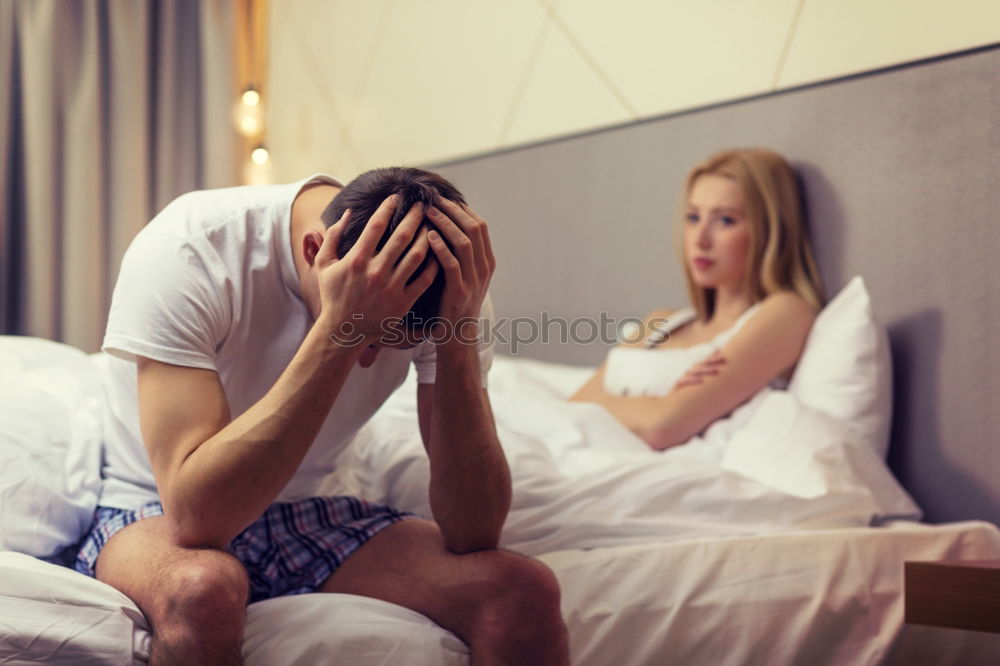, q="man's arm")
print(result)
[140,196,438,549]
[138,326,365,549]
[416,343,509,554]
[415,198,510,554]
